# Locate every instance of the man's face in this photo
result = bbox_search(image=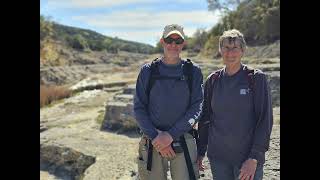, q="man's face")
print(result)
[161,34,186,58]
[220,38,244,65]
